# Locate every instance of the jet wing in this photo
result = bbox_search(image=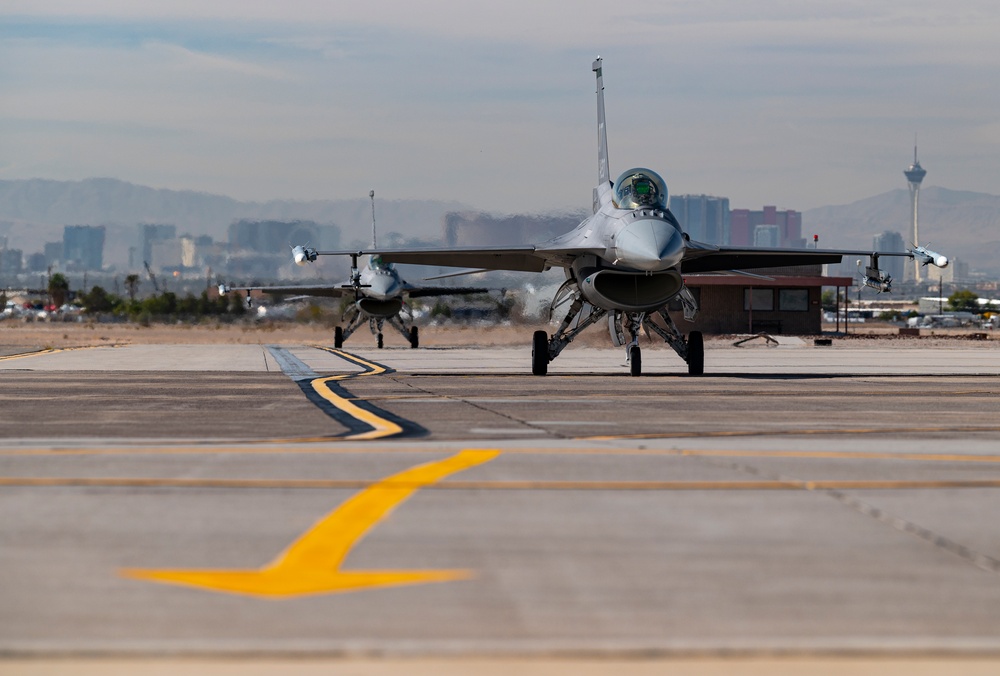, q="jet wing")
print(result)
[226,284,350,298]
[679,245,909,274]
[315,245,598,273]
[404,286,491,299]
